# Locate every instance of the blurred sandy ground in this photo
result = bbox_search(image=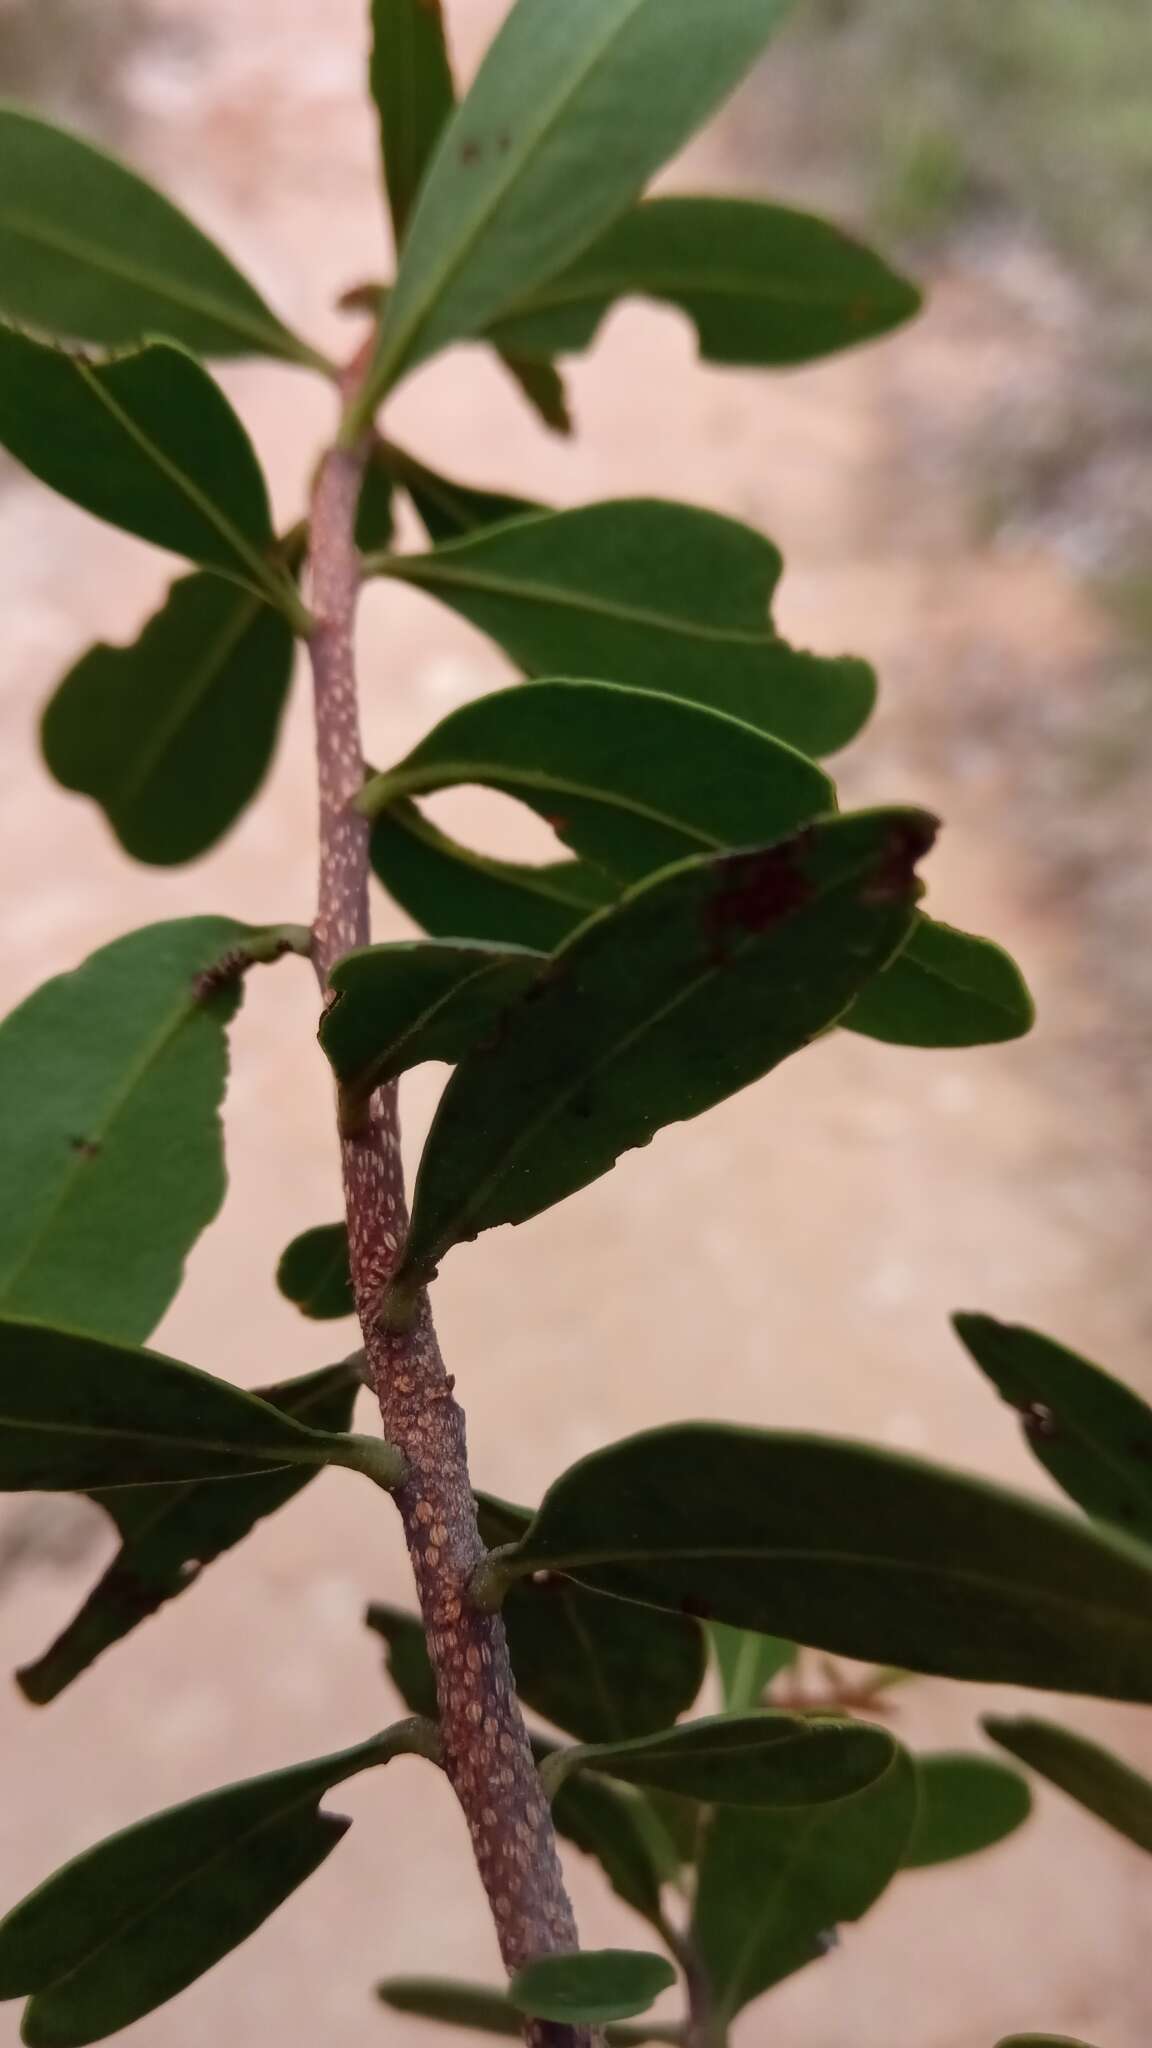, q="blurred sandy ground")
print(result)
[1,2,1151,2043]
